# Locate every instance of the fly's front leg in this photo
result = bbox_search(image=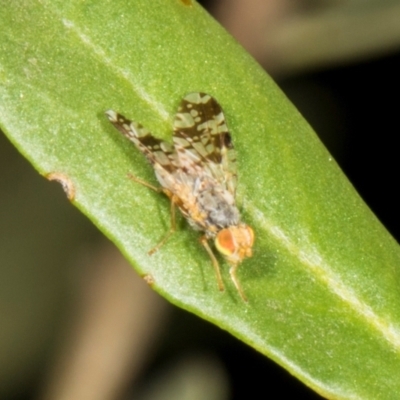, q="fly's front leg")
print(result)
[200,236,225,293]
[229,263,248,302]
